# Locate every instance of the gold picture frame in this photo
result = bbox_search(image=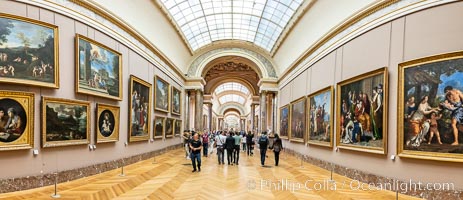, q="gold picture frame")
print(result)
[42,97,90,148]
[398,51,463,162]
[289,96,306,143]
[307,86,334,147]
[174,119,182,137]
[96,103,120,143]
[75,34,122,100]
[165,118,174,138]
[154,76,170,113]
[129,75,152,142]
[0,90,34,151]
[153,116,165,139]
[336,67,388,154]
[0,14,59,88]
[279,104,290,139]
[171,86,181,115]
